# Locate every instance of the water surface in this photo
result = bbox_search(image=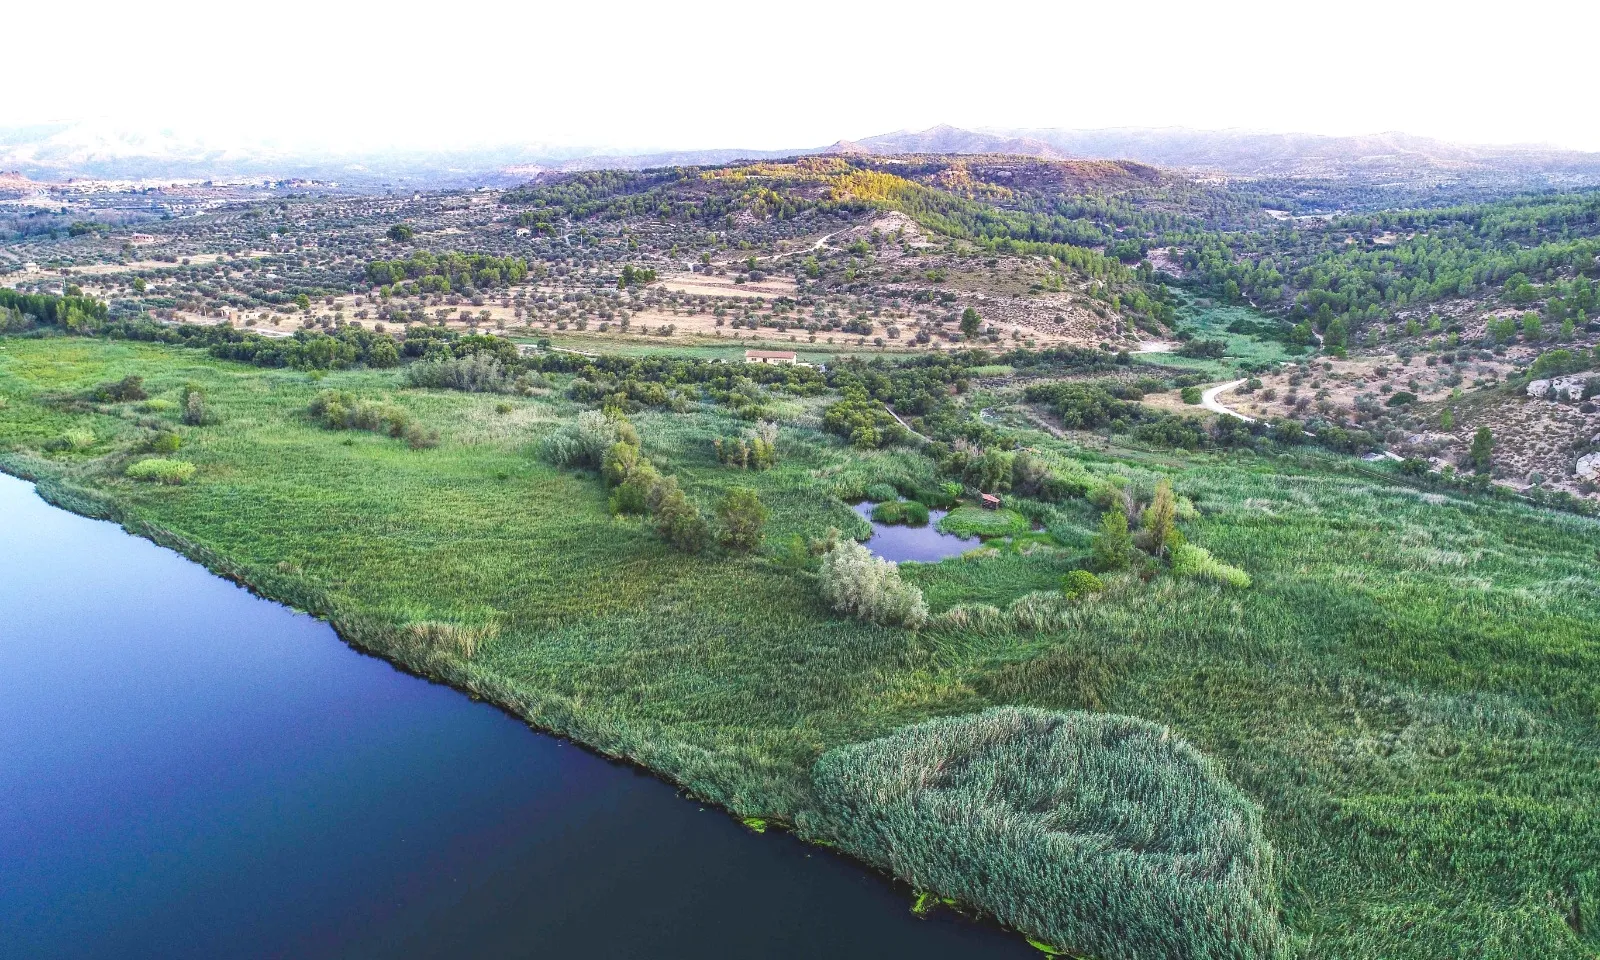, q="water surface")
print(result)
[0,473,1033,959]
[851,501,977,562]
